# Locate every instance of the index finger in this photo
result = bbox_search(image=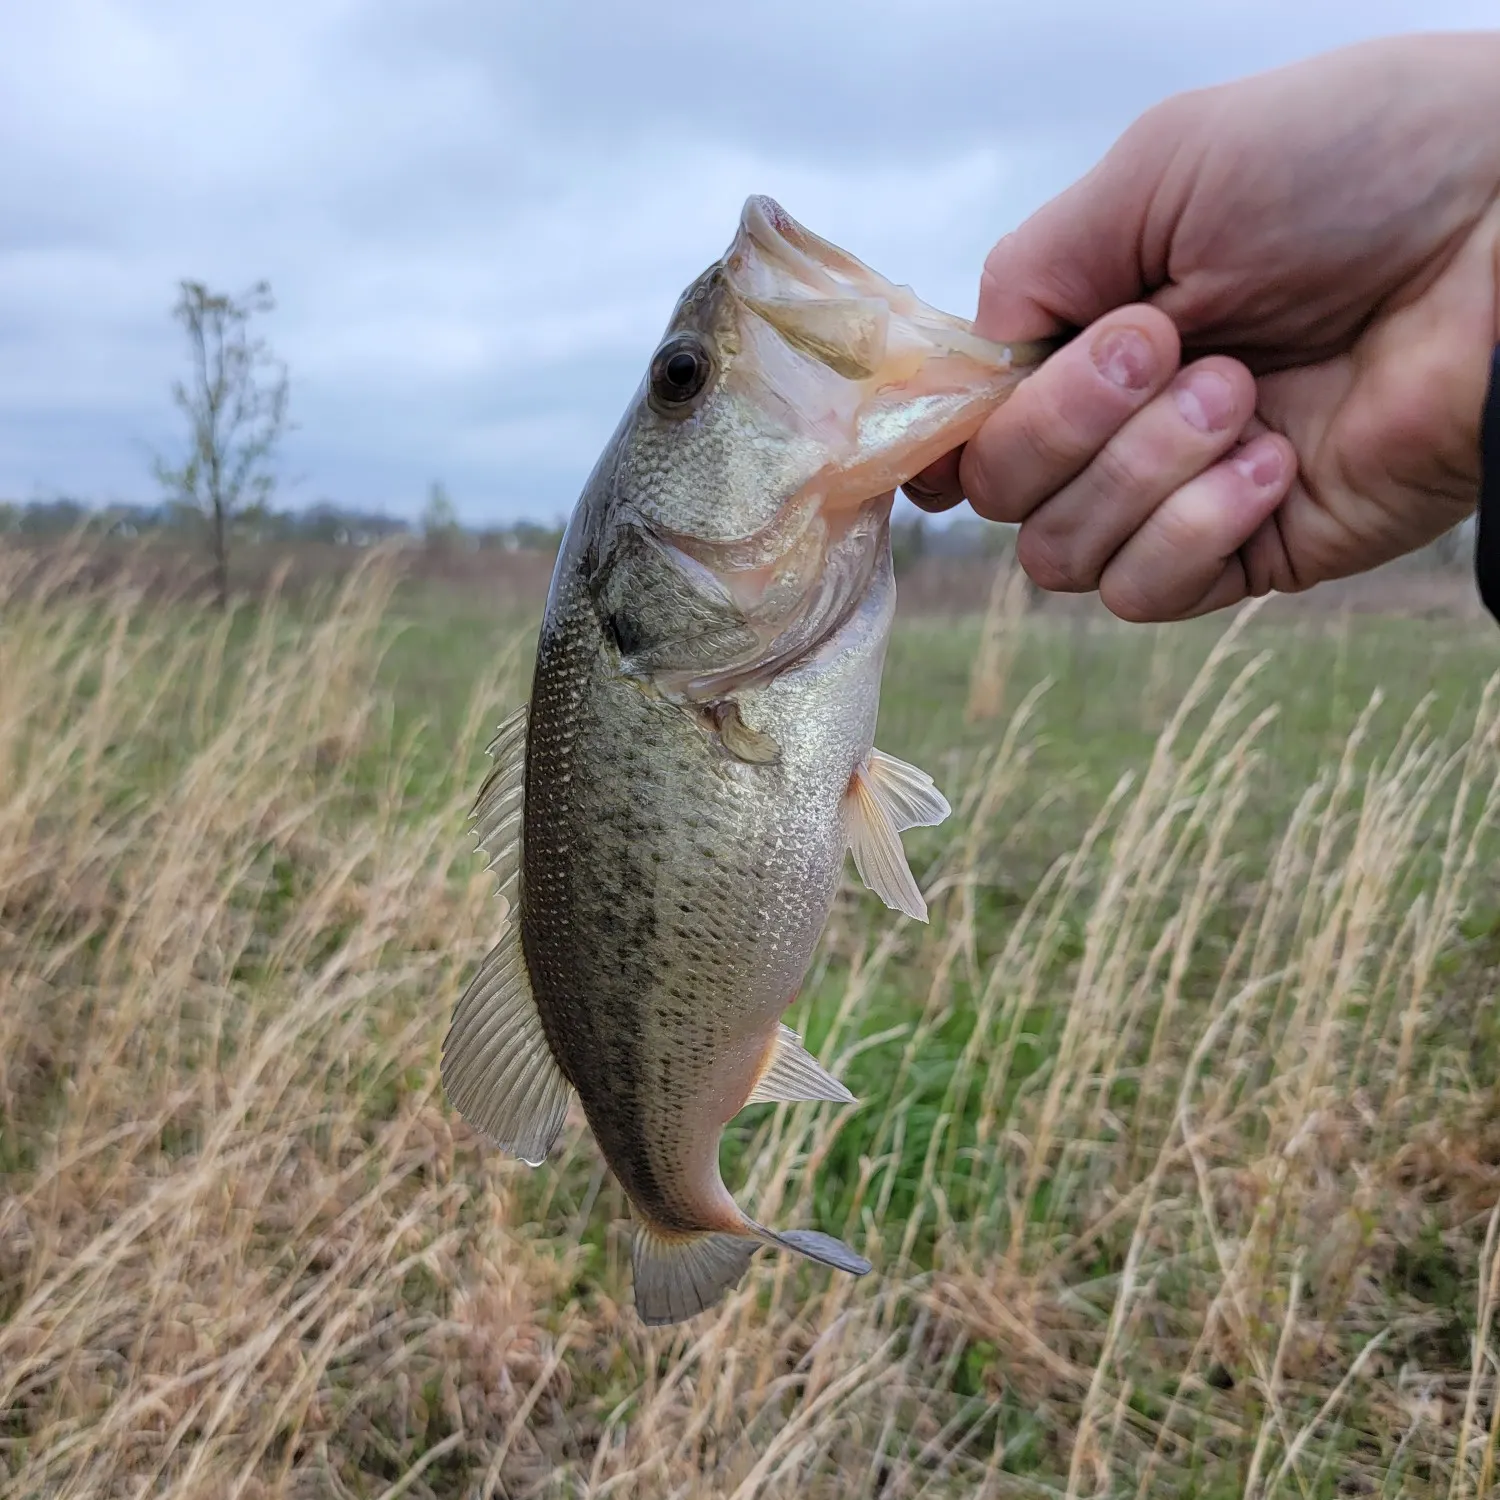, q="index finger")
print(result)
[959,306,1181,523]
[904,308,1177,515]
